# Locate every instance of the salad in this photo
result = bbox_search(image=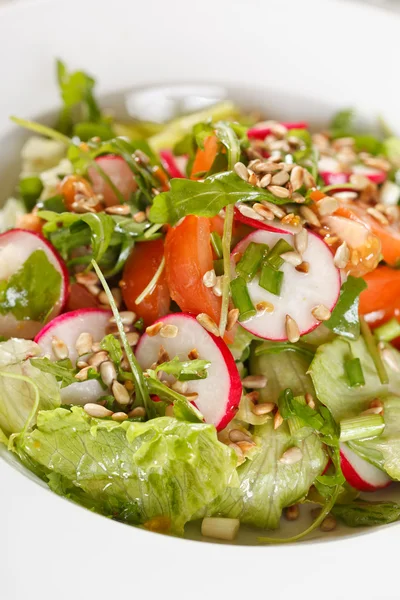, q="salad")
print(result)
[2,61,400,543]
